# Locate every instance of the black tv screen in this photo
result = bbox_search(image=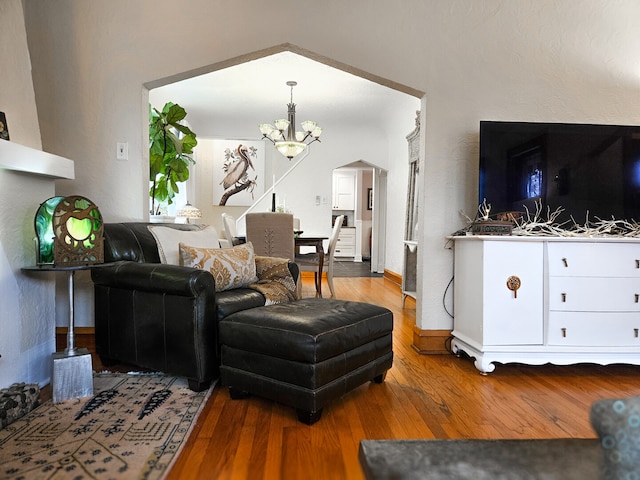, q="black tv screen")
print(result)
[479,121,640,224]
